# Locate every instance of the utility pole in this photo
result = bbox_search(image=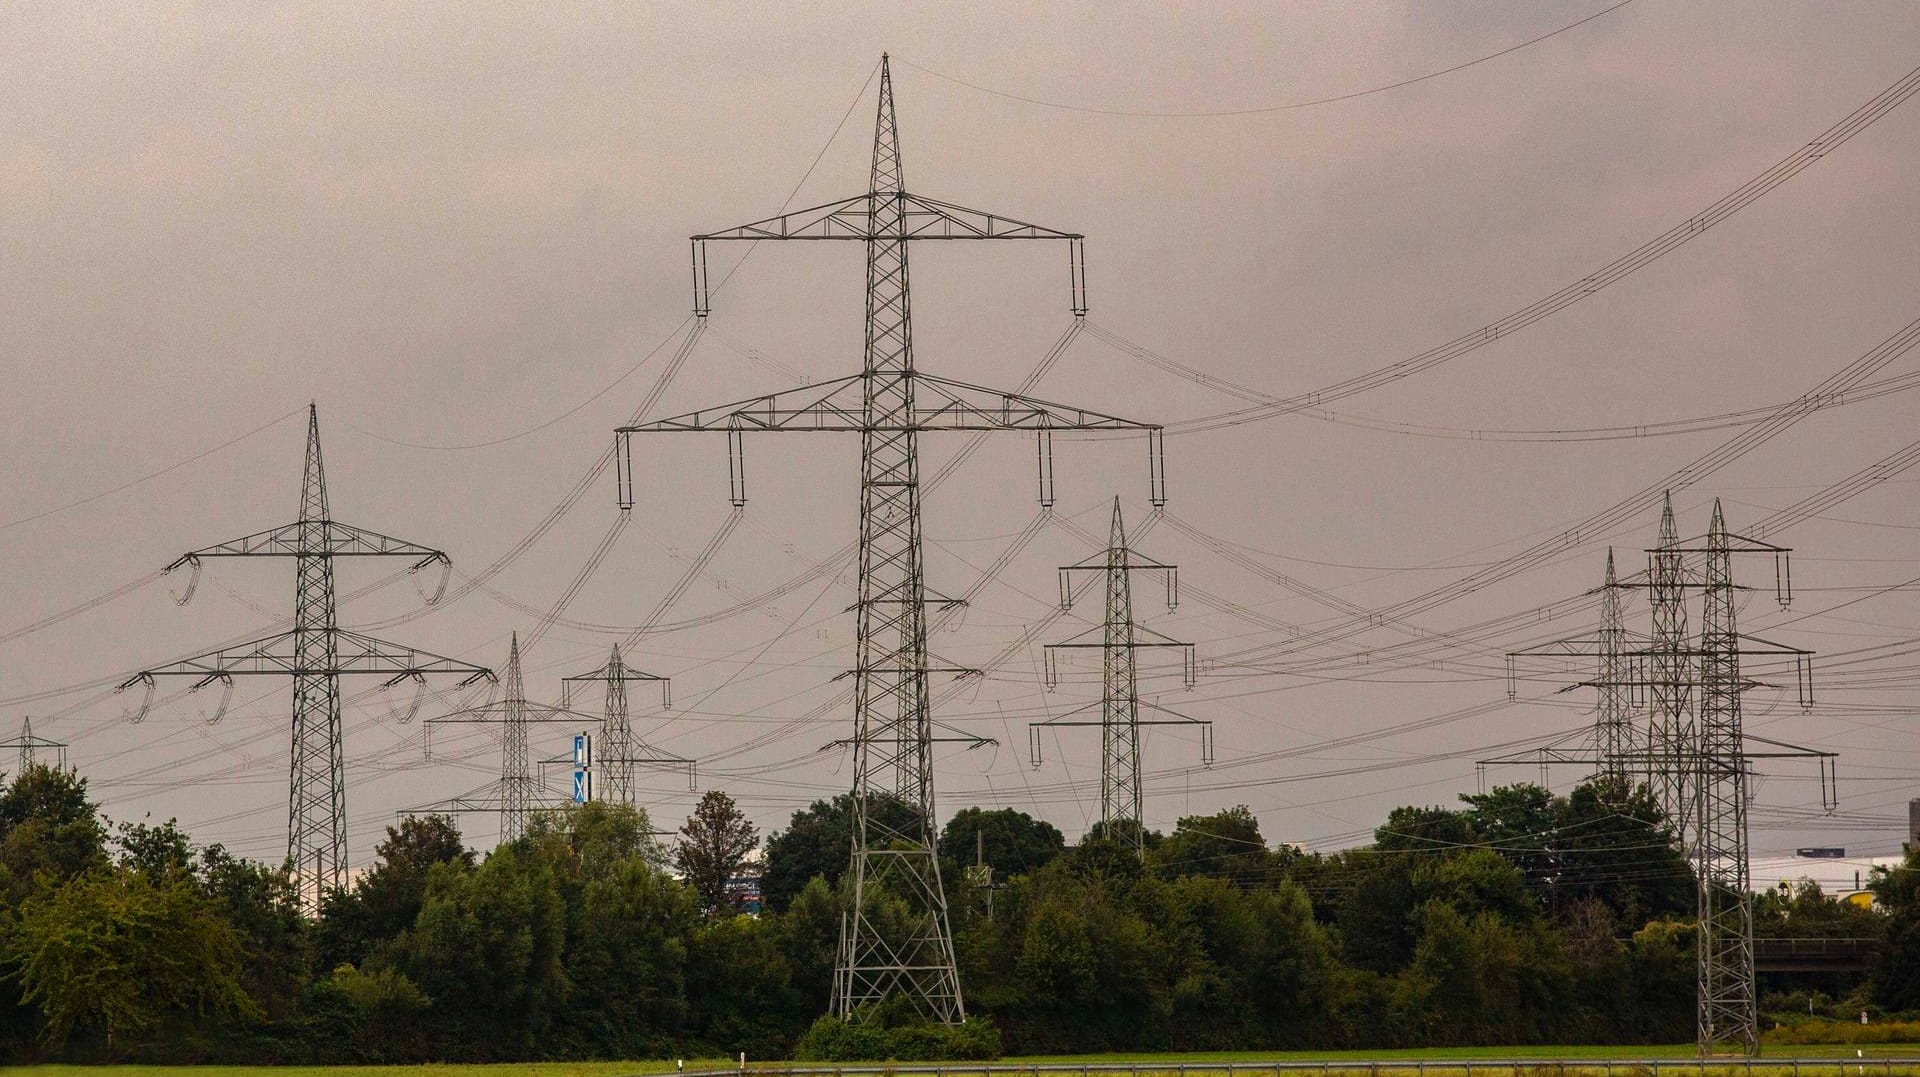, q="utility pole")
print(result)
[2,716,67,774]
[563,645,684,807]
[122,406,492,912]
[1031,498,1211,857]
[615,56,1162,1024]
